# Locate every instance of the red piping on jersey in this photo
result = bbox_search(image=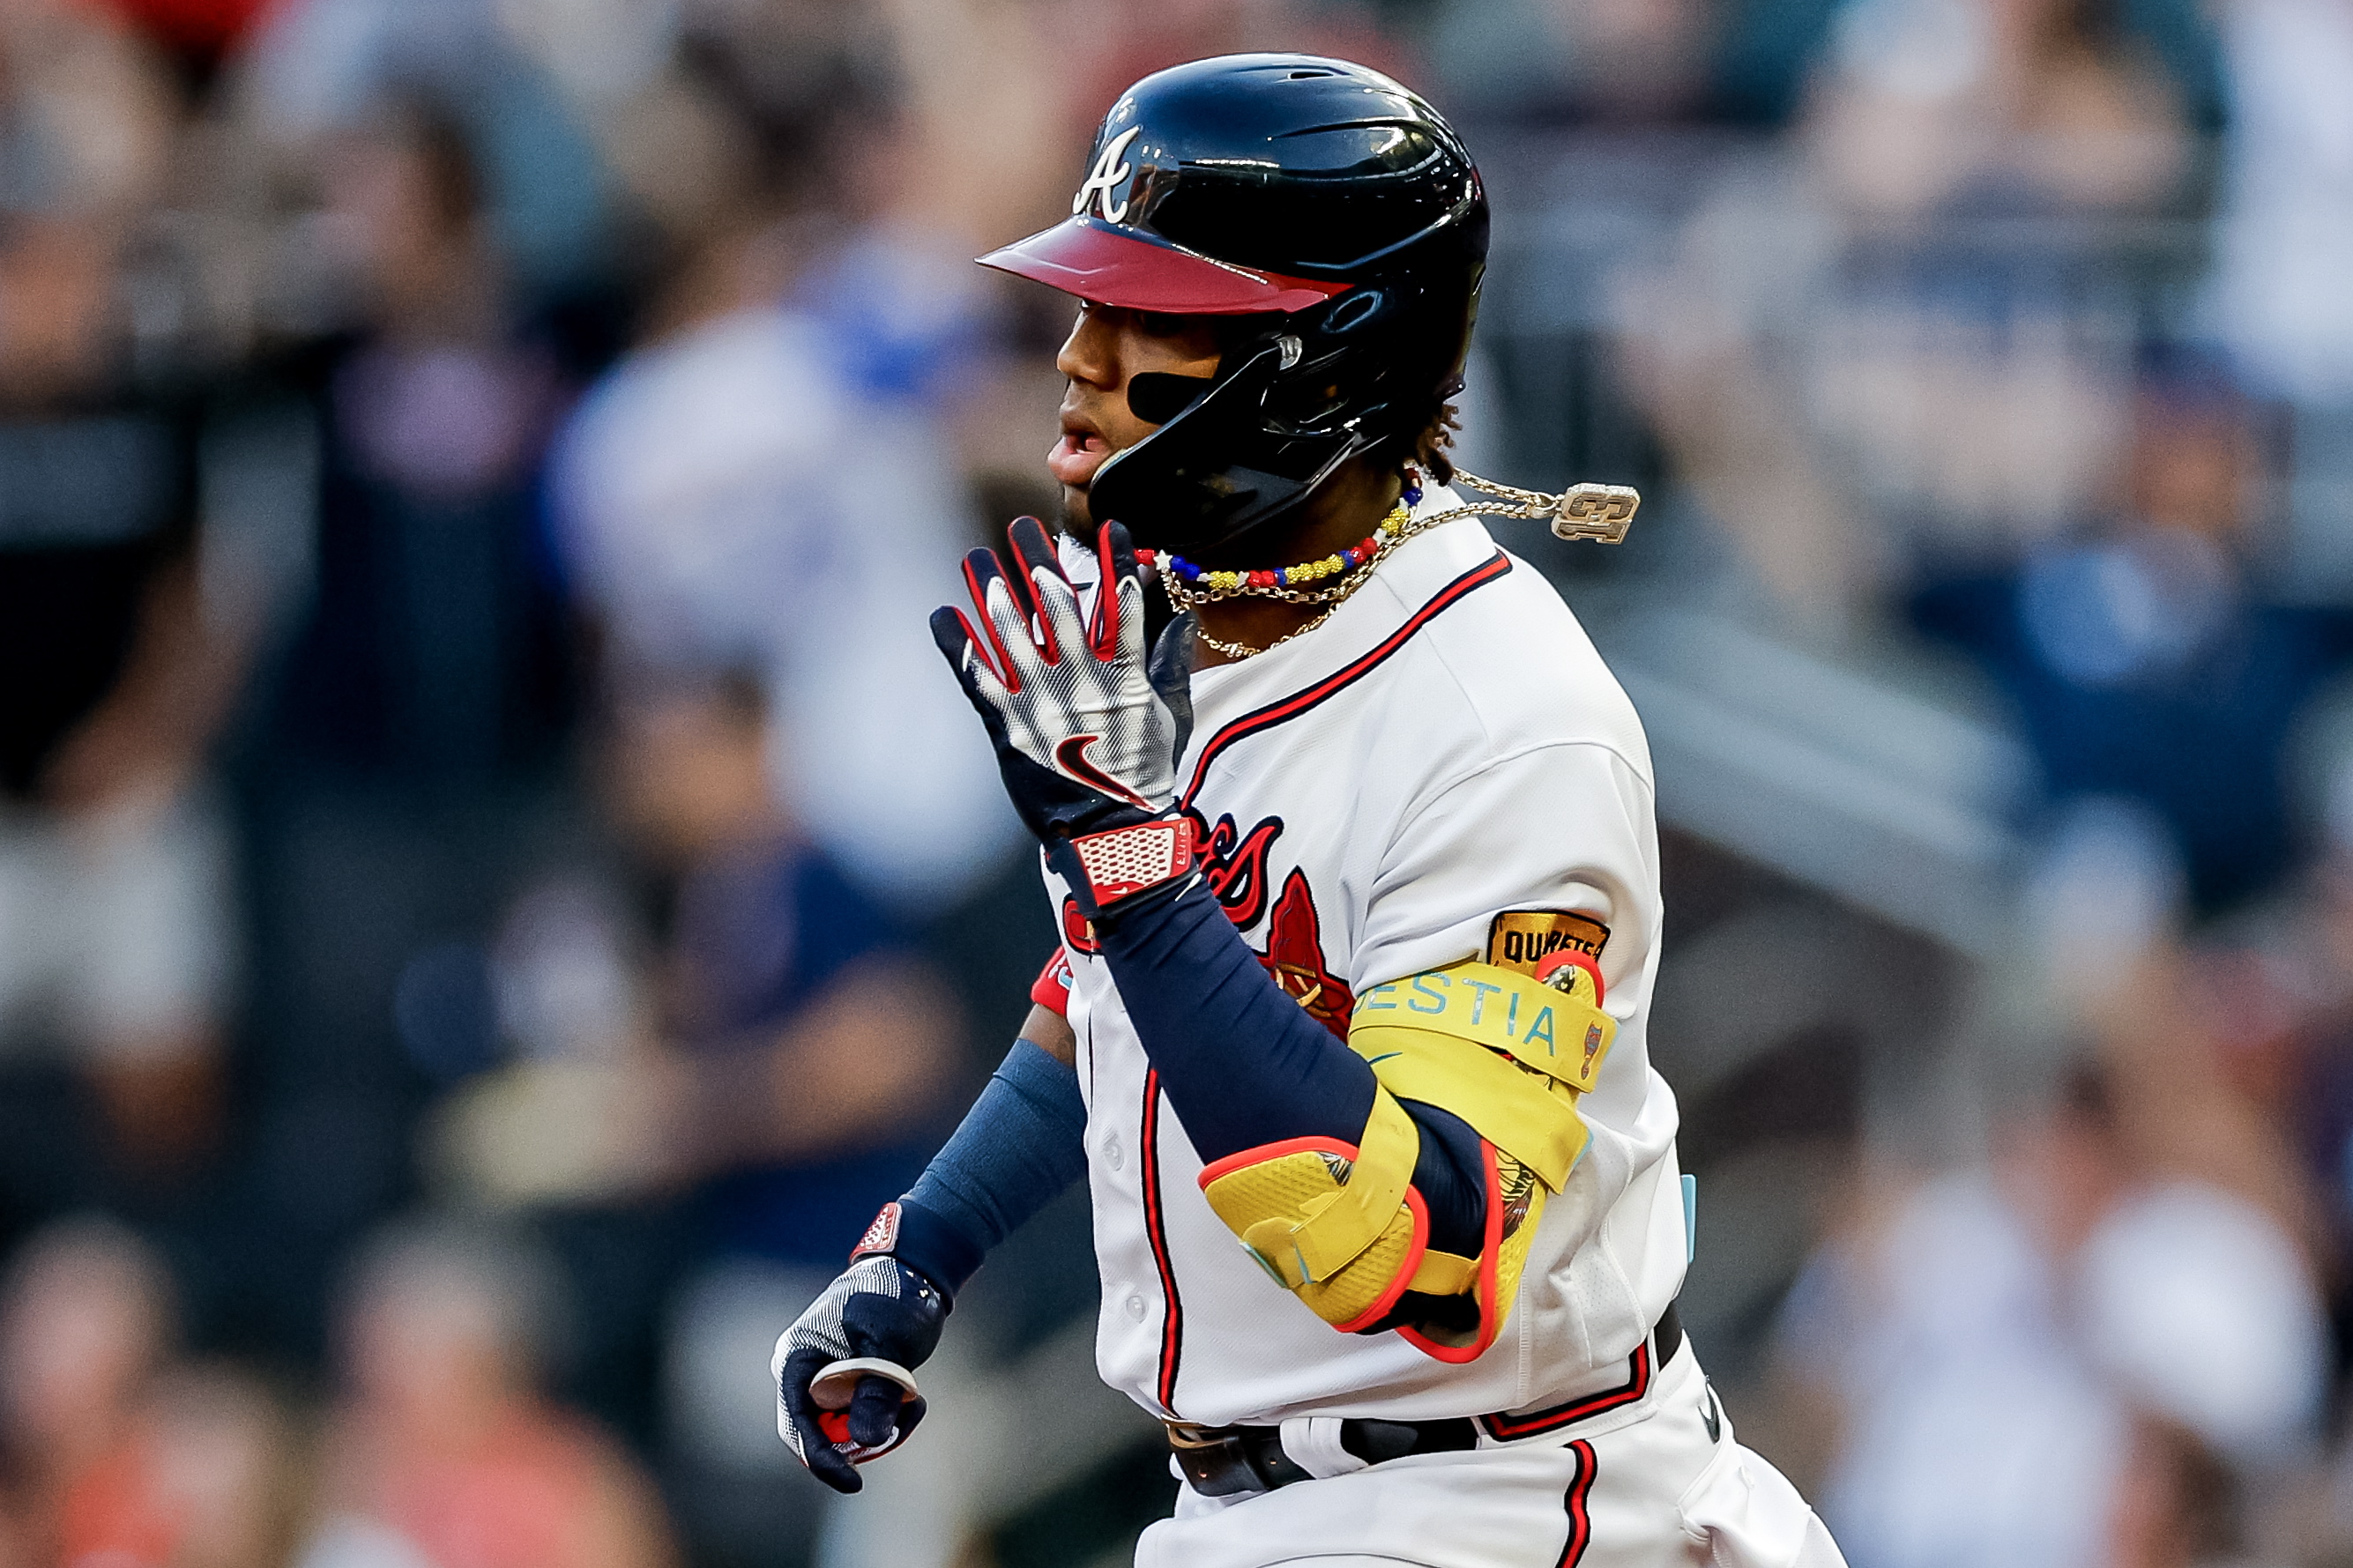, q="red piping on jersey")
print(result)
[1178,552,1514,810]
[1140,1068,1186,1415]
[1479,1339,1655,1440]
[1556,1439,1597,1567]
